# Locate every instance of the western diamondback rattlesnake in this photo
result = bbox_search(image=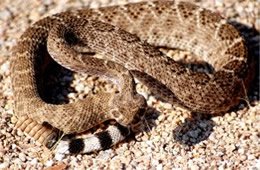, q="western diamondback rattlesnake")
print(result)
[11,1,253,154]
